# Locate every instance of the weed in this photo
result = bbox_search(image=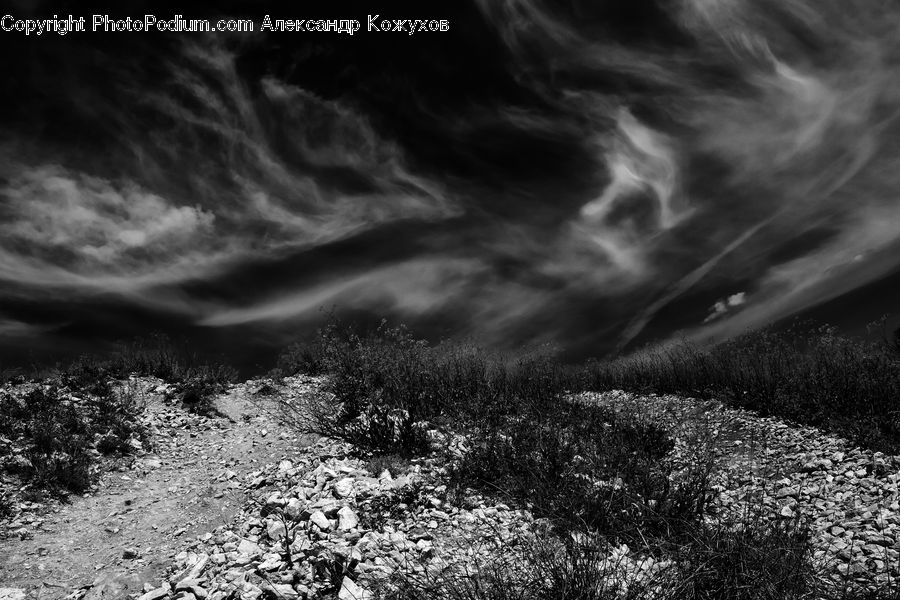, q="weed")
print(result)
[358,481,430,531]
